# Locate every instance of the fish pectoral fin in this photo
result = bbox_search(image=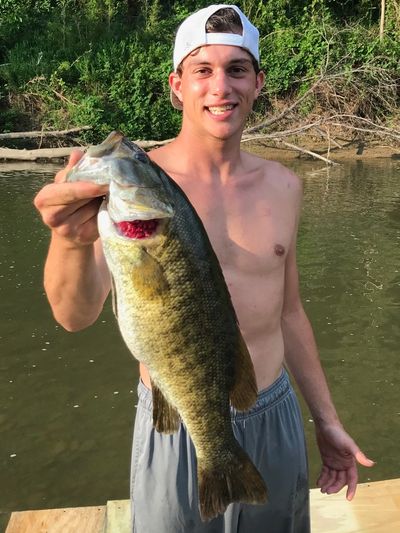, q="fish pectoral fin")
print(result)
[130,248,169,298]
[229,334,258,411]
[150,379,180,434]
